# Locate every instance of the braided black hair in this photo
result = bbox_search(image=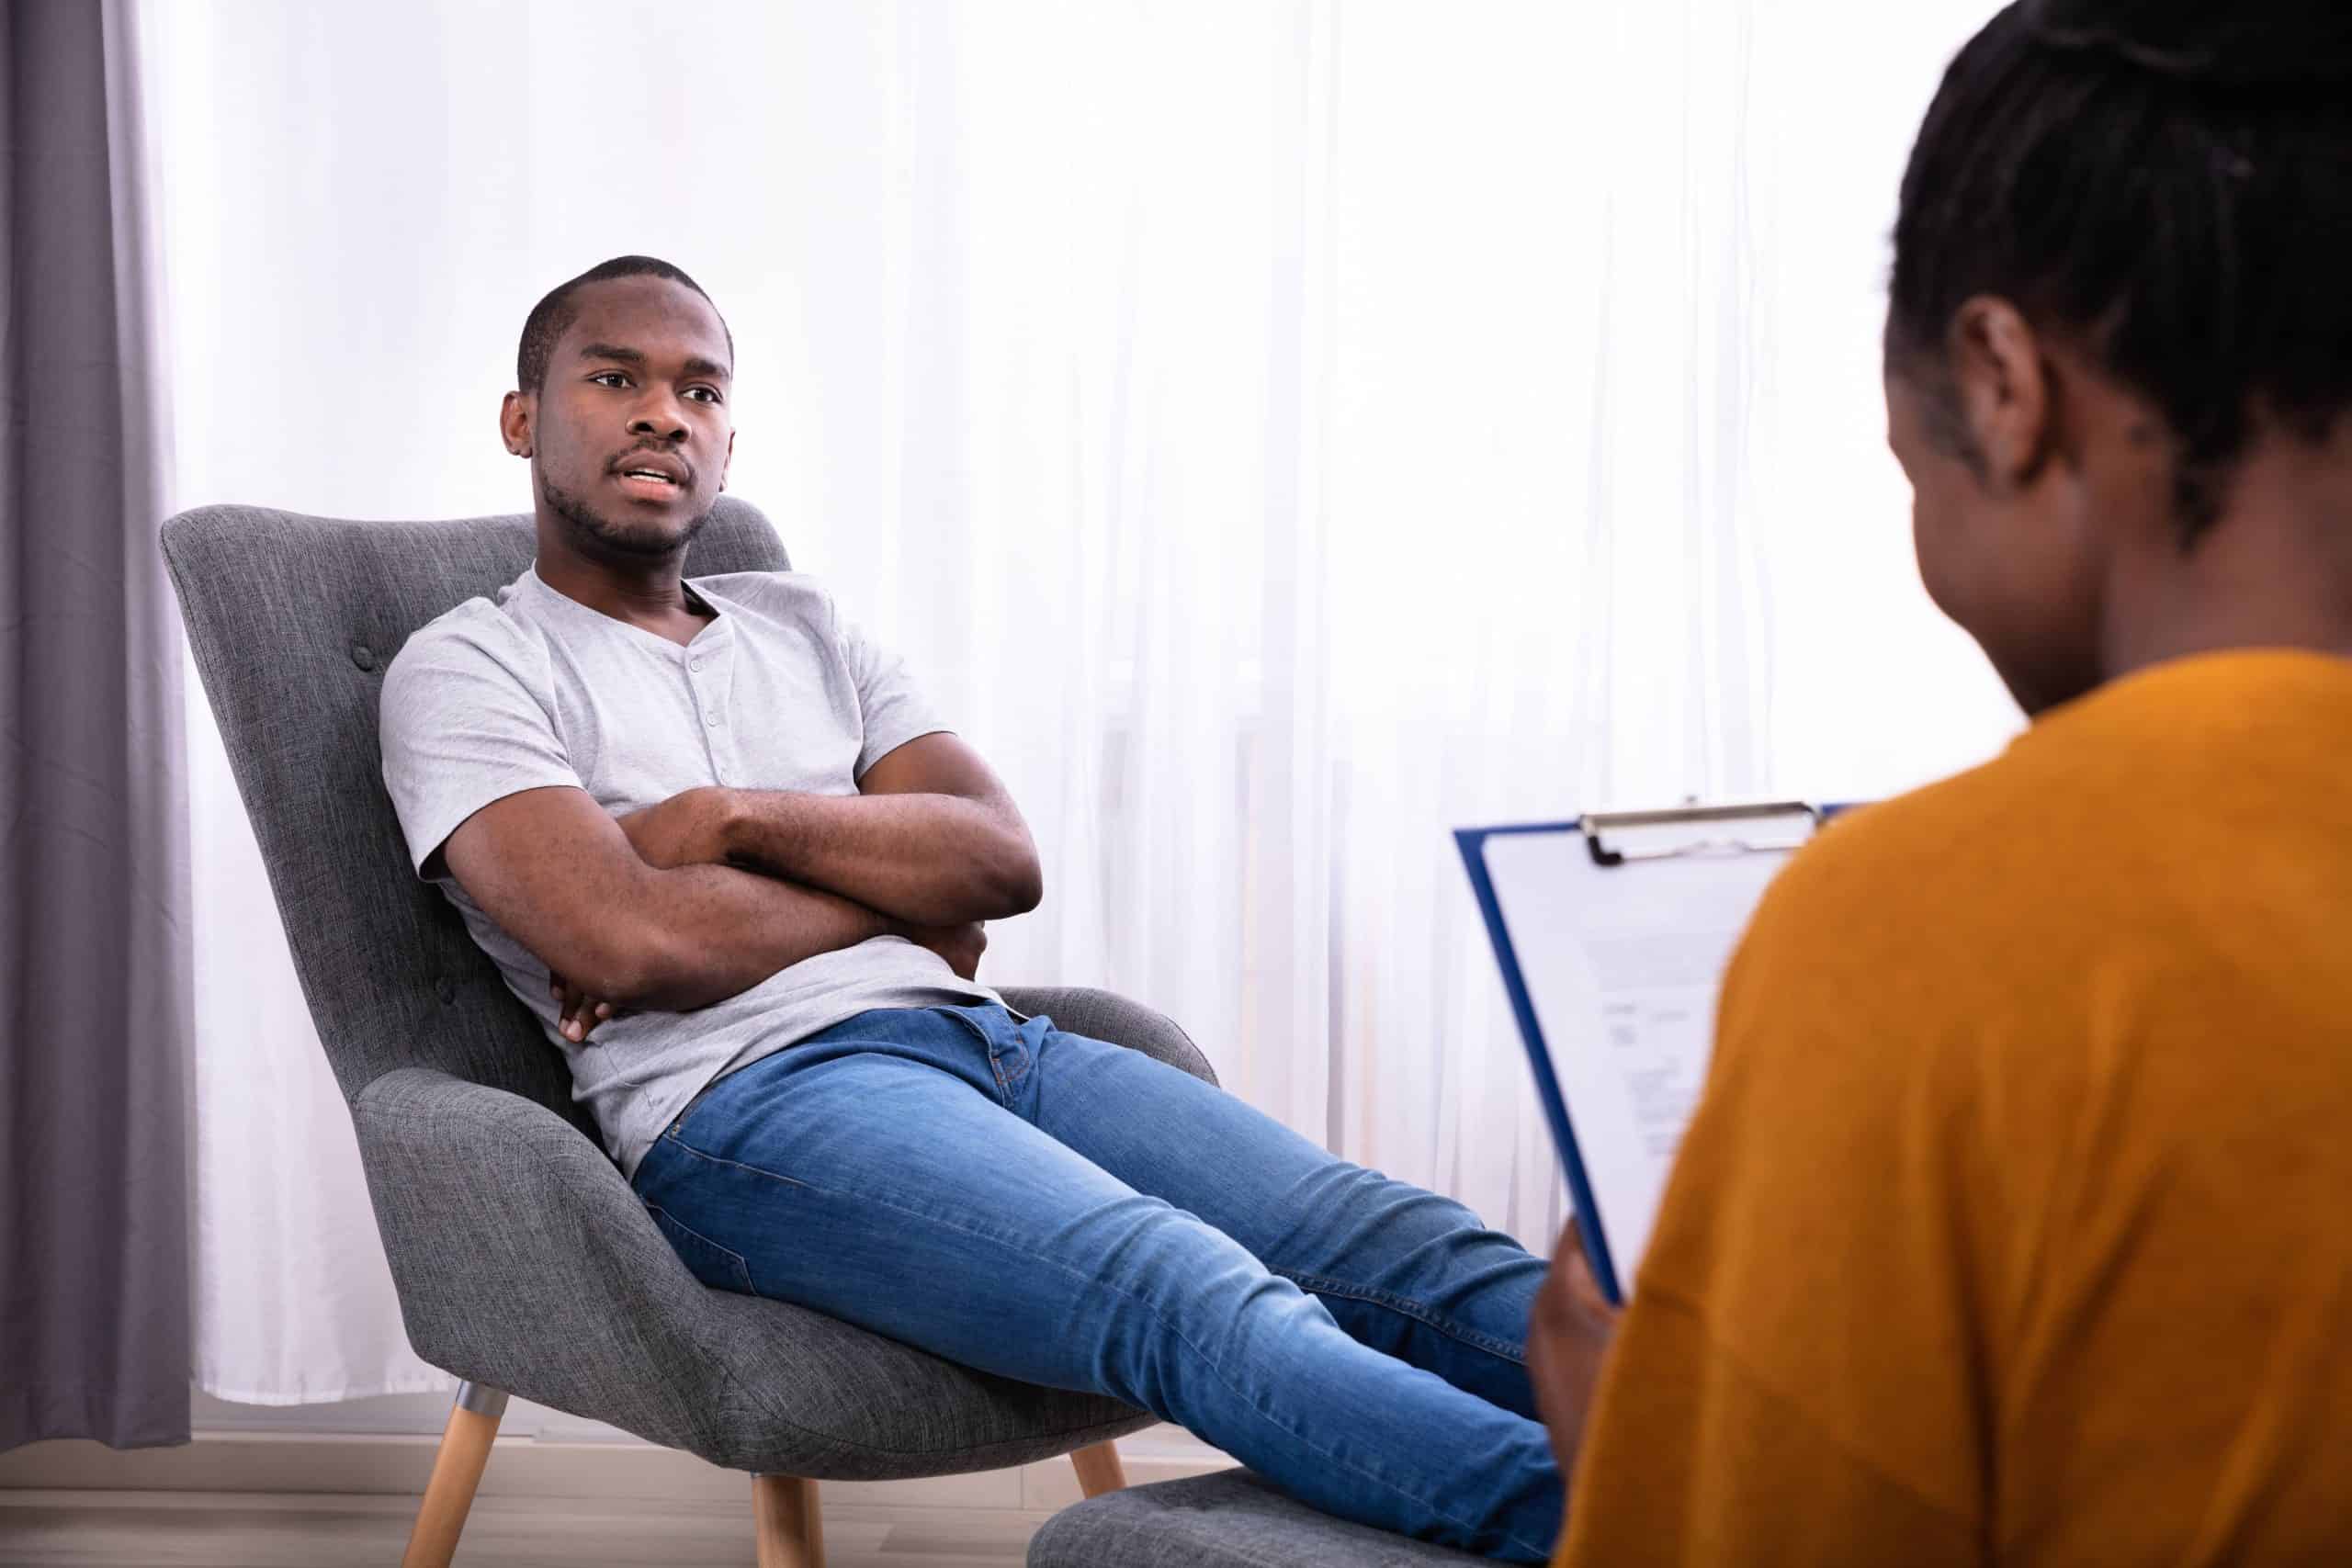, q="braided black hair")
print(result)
[1890,1,2352,543]
[515,255,732,398]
